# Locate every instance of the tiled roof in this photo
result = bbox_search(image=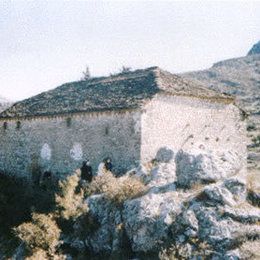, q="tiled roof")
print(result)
[0,67,233,119]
